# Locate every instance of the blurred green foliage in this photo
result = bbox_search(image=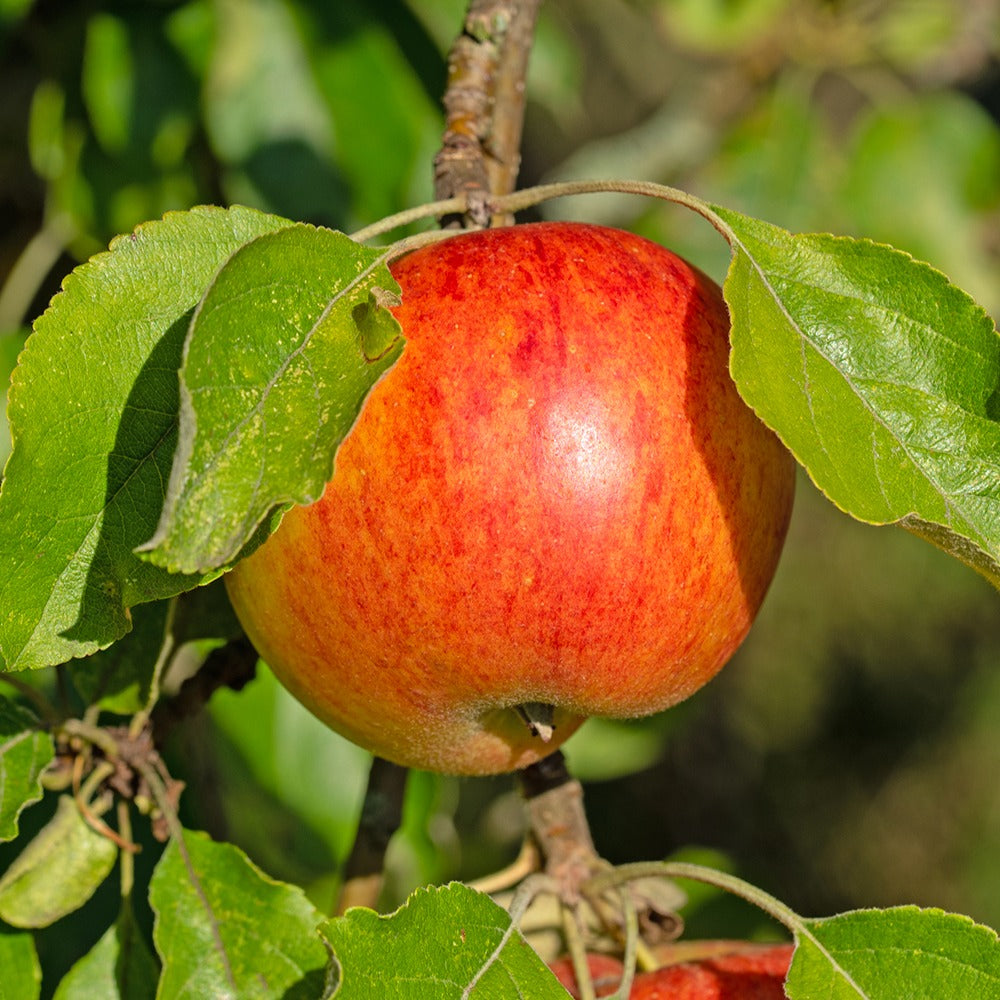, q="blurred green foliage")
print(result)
[2,0,1000,979]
